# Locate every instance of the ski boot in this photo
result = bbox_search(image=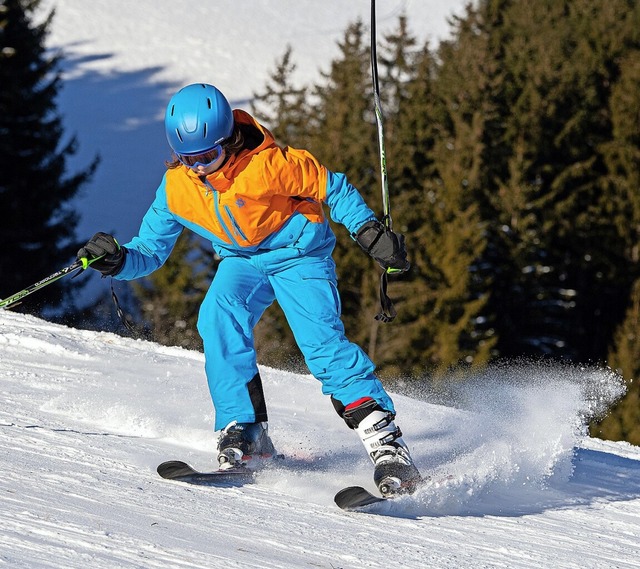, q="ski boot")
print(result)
[343,398,422,497]
[217,421,276,470]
